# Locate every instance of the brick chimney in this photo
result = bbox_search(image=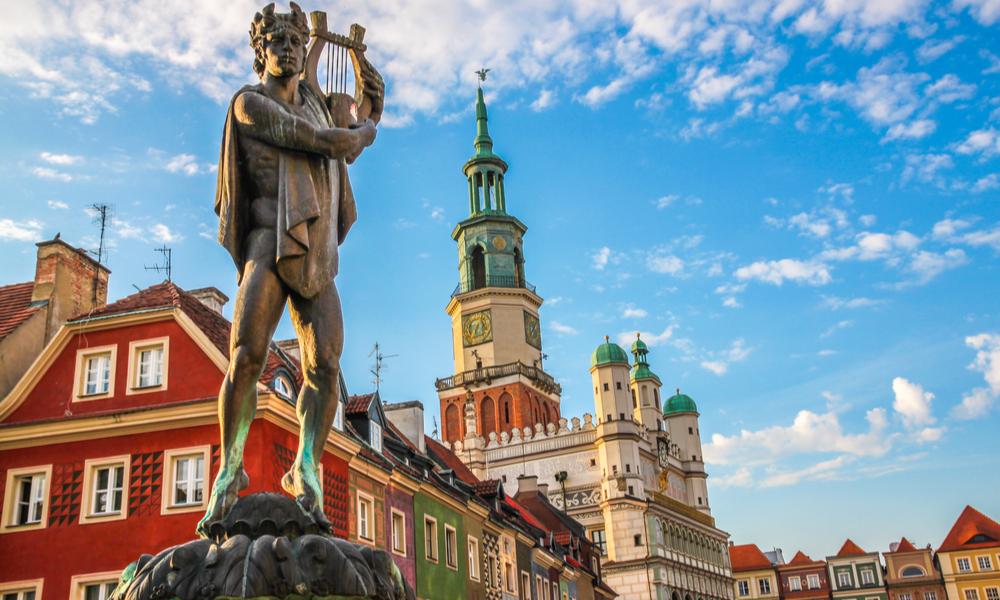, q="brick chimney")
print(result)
[32,238,109,343]
[188,287,229,315]
[384,400,426,454]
